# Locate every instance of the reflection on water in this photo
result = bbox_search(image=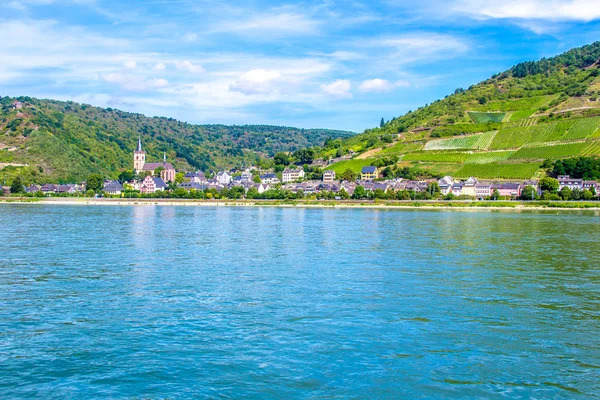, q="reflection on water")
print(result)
[0,205,599,398]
